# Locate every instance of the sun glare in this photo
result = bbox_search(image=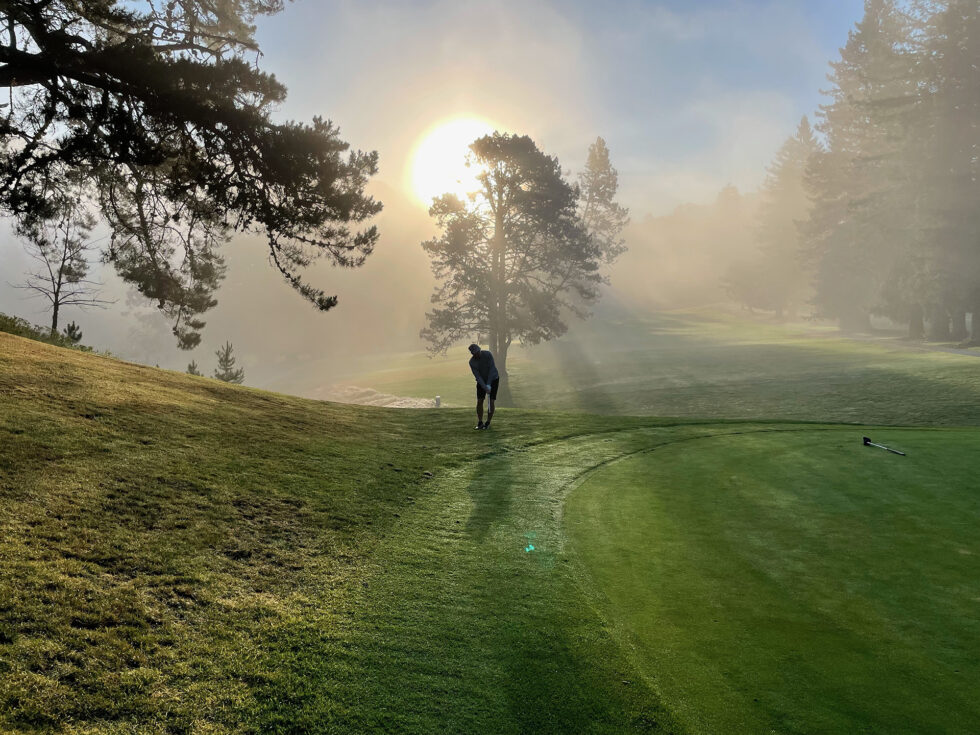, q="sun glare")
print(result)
[410,117,497,208]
